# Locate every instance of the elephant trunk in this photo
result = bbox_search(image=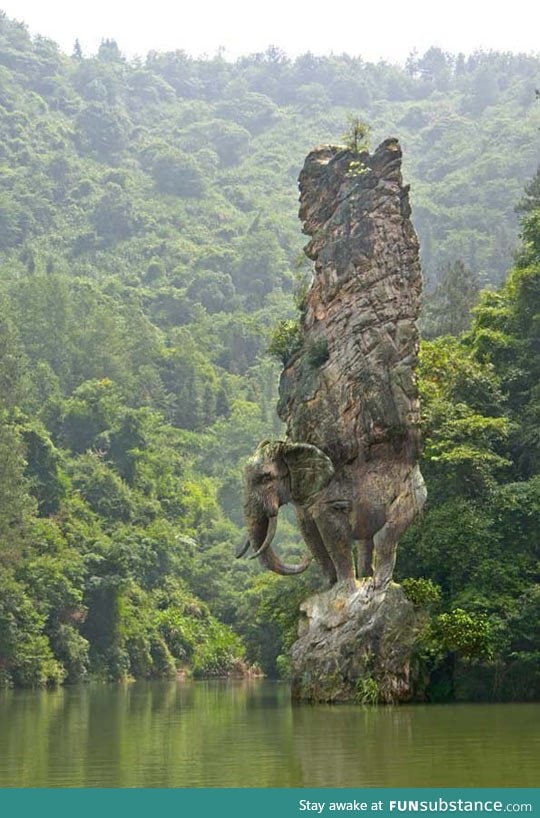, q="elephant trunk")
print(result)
[245,513,311,576]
